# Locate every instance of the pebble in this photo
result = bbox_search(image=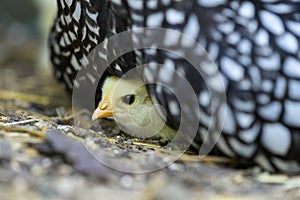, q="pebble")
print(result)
[0,139,12,160]
[126,140,133,145]
[168,163,184,172]
[120,175,134,188]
